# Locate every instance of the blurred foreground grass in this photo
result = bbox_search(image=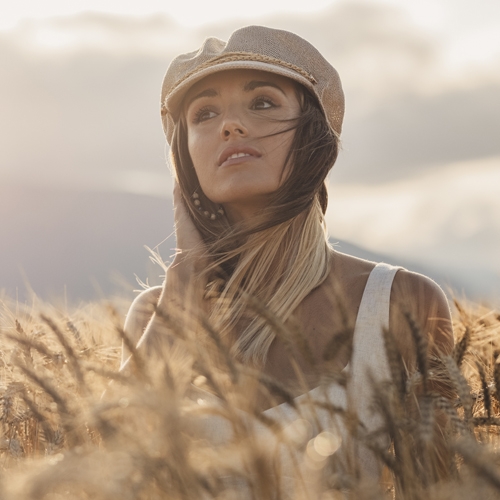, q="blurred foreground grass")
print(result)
[1,292,500,499]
